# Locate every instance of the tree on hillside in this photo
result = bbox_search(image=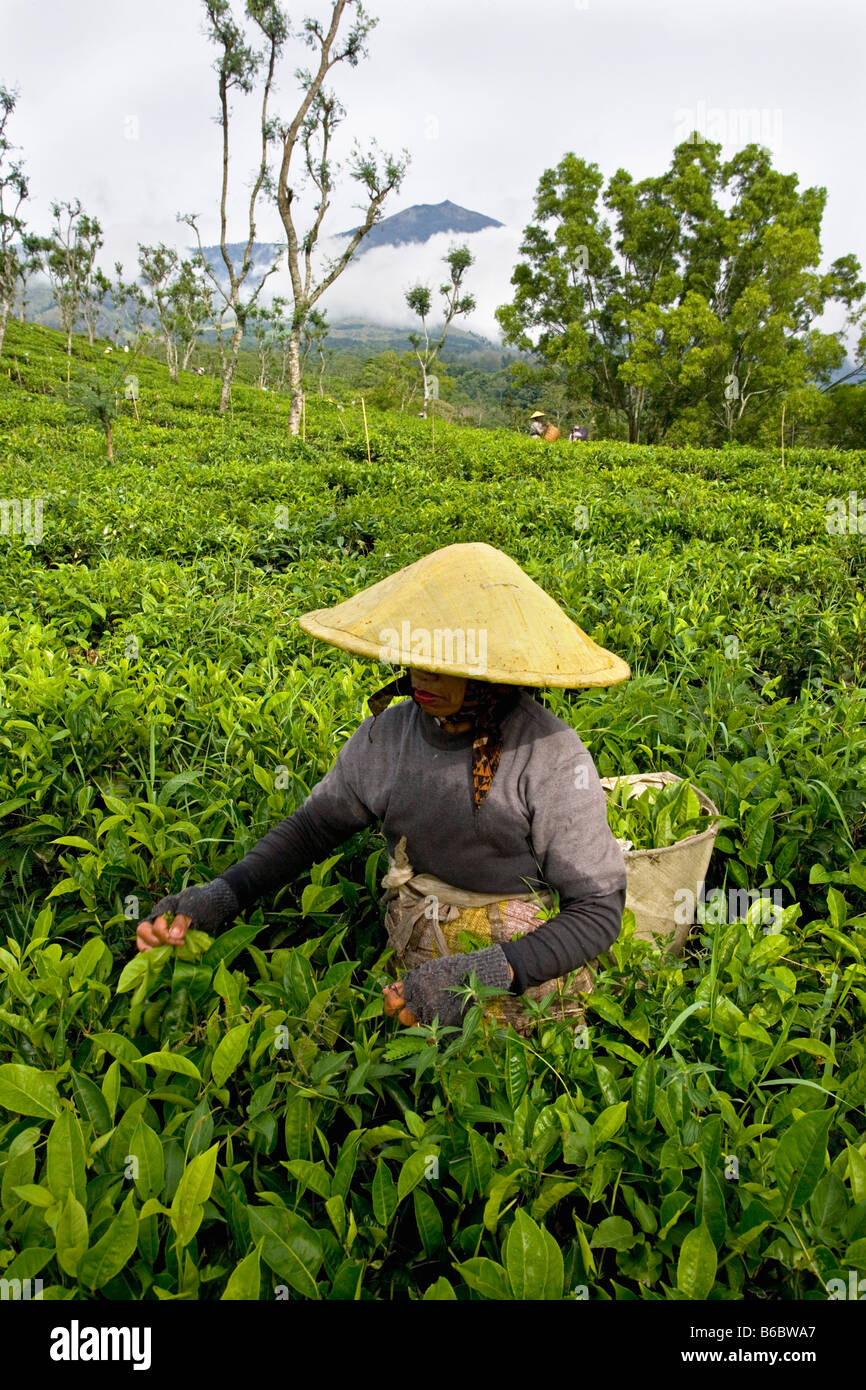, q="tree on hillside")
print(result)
[110,261,149,345]
[66,360,133,461]
[181,0,289,412]
[138,244,213,378]
[497,142,865,445]
[406,244,476,411]
[271,1,409,434]
[16,233,46,323]
[301,307,331,394]
[30,200,105,366]
[80,265,112,346]
[0,87,29,360]
[358,349,444,413]
[247,294,287,387]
